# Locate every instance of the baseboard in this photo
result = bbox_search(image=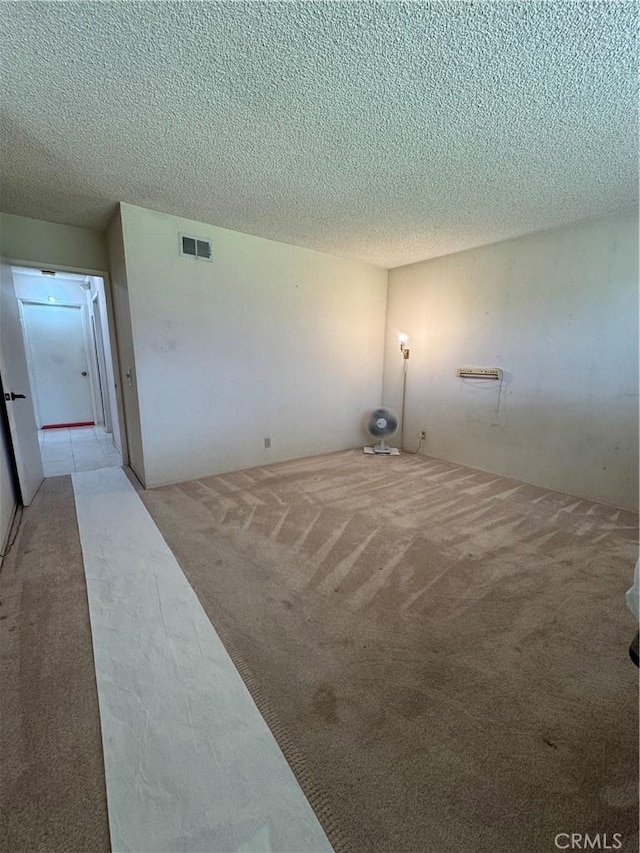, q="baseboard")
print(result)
[42,421,95,429]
